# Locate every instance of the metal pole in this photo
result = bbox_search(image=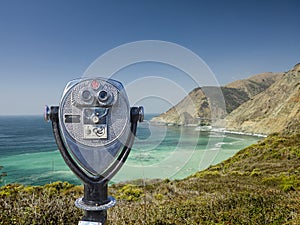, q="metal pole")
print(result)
[82,183,108,224]
[76,183,116,225]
